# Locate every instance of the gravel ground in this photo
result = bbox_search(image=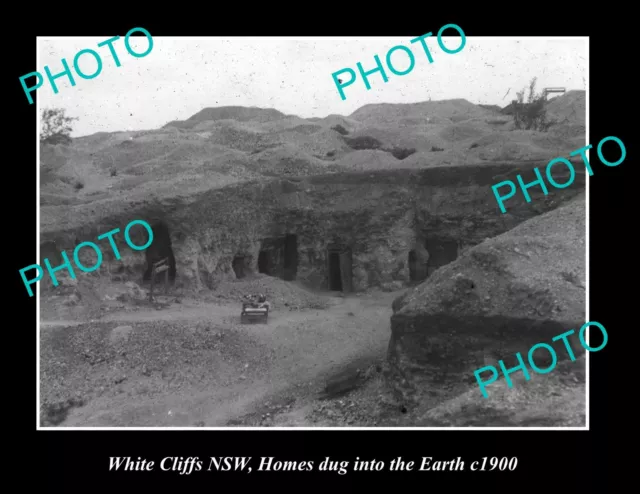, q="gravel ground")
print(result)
[211,274,330,310]
[39,290,399,427]
[40,319,275,426]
